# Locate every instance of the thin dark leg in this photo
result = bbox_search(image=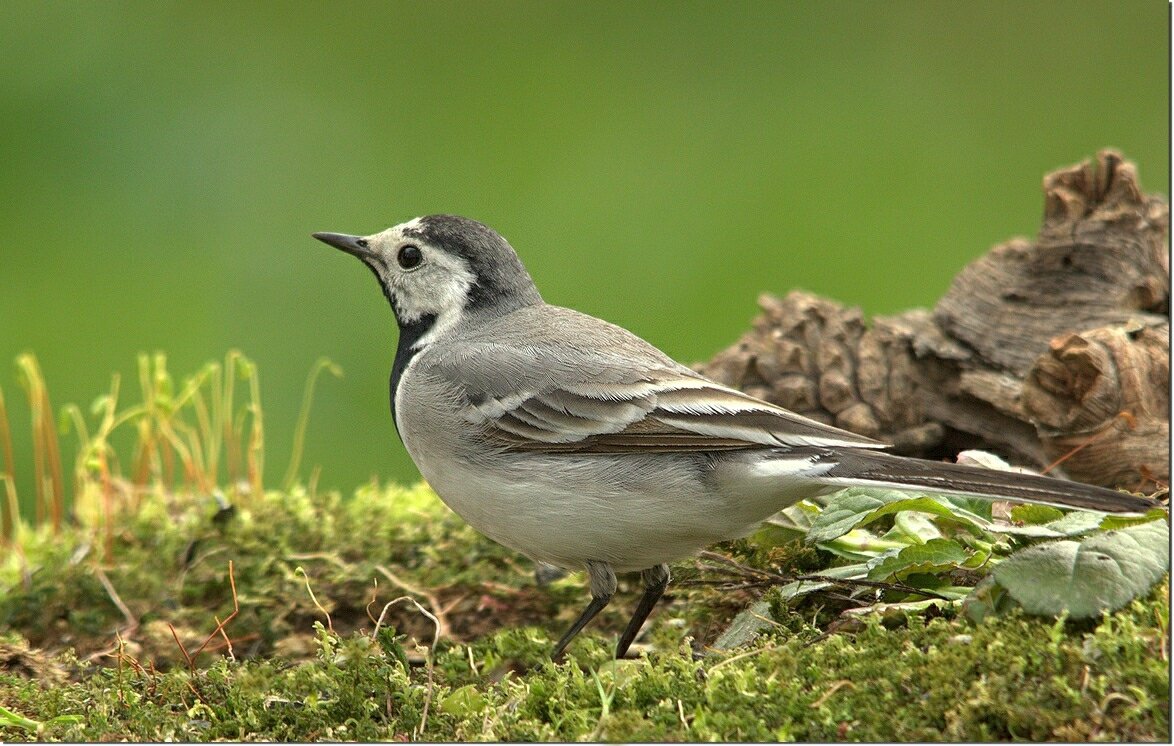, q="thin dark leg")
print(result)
[552,595,610,661]
[552,560,616,660]
[615,564,670,659]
